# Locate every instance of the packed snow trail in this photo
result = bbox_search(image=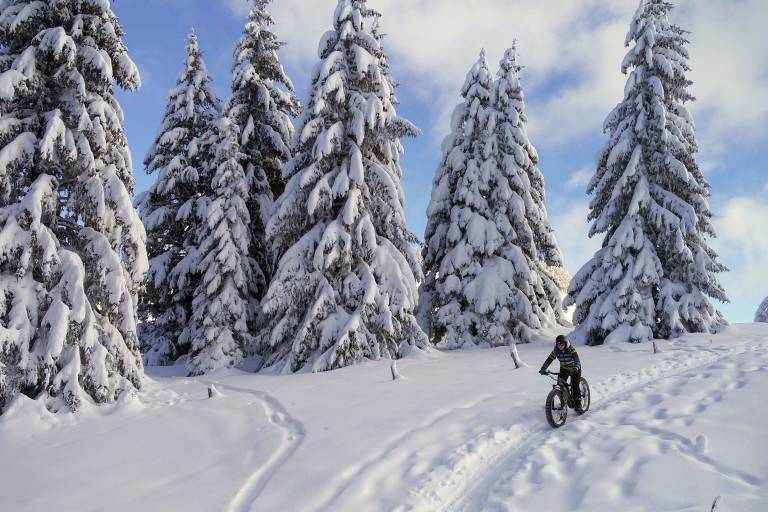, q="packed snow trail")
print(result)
[313,393,501,511]
[389,337,729,511]
[244,326,767,511]
[436,337,767,512]
[208,383,306,512]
